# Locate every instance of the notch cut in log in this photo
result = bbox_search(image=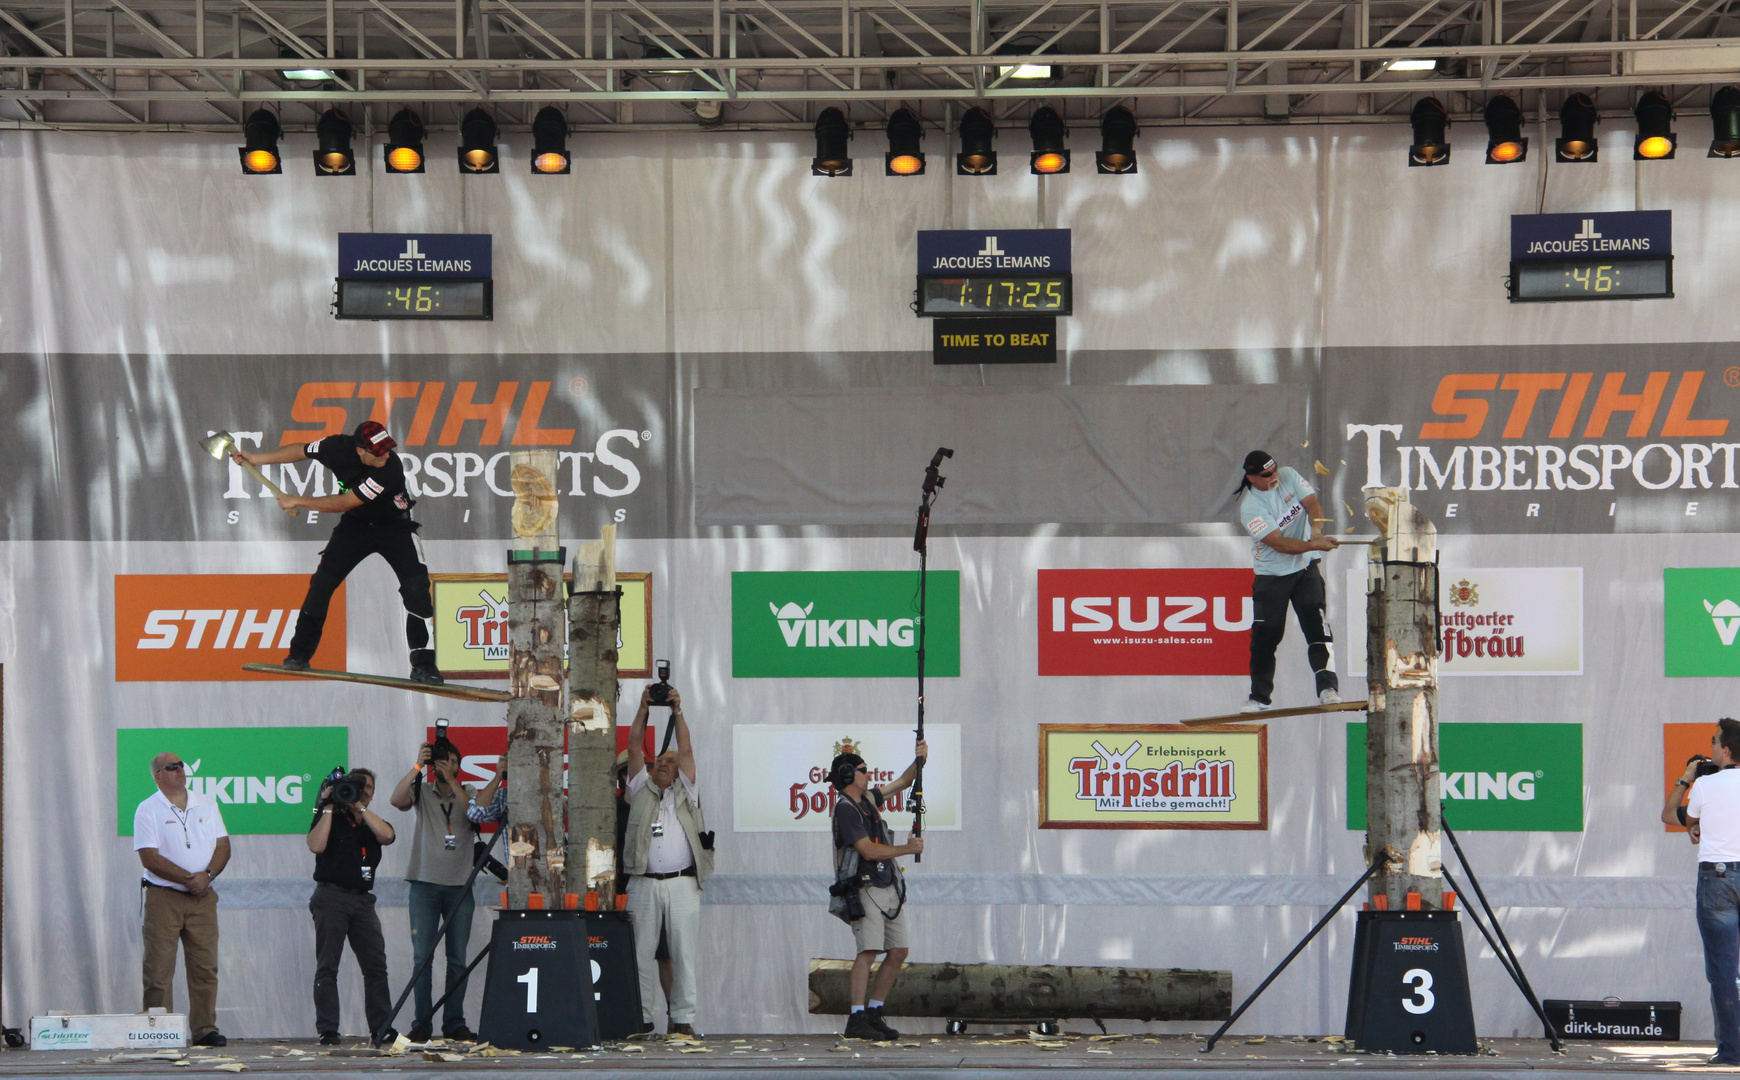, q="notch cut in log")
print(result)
[807,960,1230,1021]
